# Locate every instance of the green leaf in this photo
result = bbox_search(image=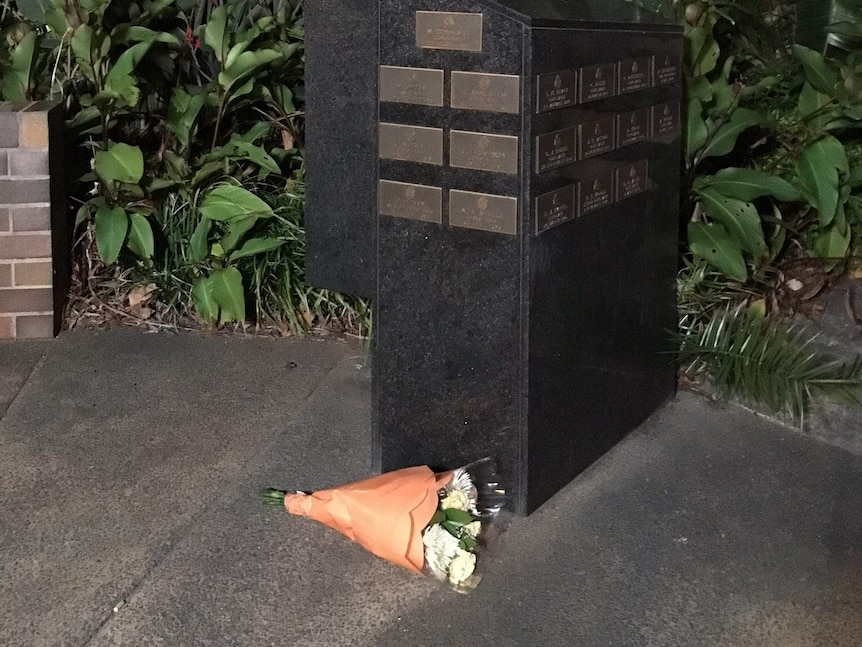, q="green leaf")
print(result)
[430,510,446,525]
[796,136,849,226]
[204,5,229,62]
[702,168,800,202]
[699,188,766,258]
[813,221,851,262]
[1,31,37,100]
[229,141,280,175]
[688,222,748,282]
[210,266,246,323]
[94,206,129,265]
[200,185,273,221]
[698,108,763,162]
[228,237,283,261]
[192,276,219,323]
[443,508,474,525]
[94,142,144,184]
[793,45,840,96]
[688,76,712,103]
[105,40,154,107]
[167,89,205,149]
[111,25,179,45]
[70,25,95,82]
[126,213,154,259]
[219,215,257,254]
[218,49,282,93]
[189,217,211,262]
[686,98,708,161]
[798,82,834,130]
[16,0,50,22]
